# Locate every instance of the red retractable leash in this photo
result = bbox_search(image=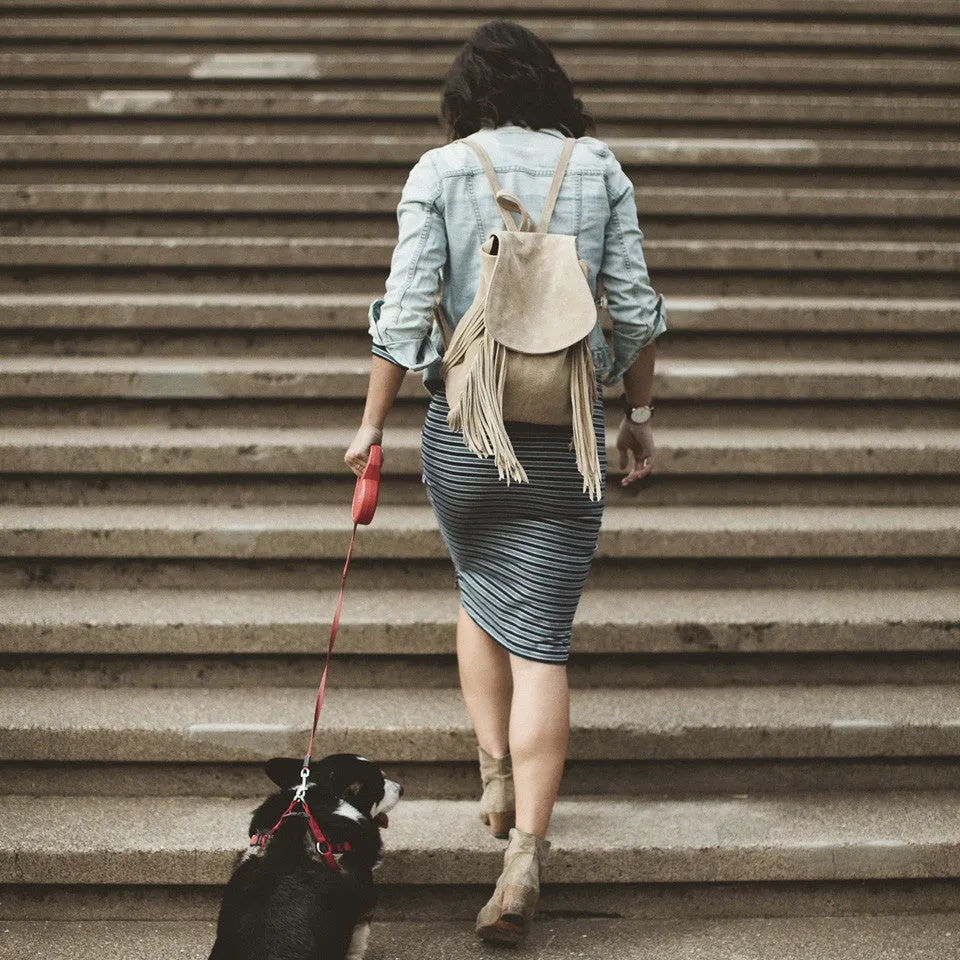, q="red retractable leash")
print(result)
[306,443,382,760]
[252,445,382,868]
